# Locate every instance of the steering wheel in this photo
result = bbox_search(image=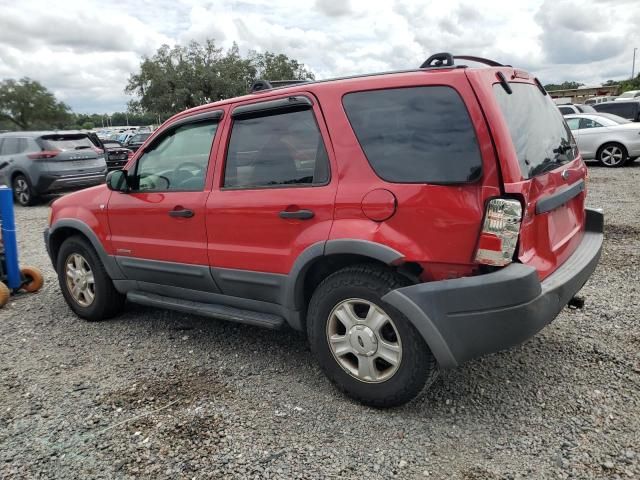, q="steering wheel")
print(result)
[139,173,170,190]
[175,162,205,176]
[173,162,205,188]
